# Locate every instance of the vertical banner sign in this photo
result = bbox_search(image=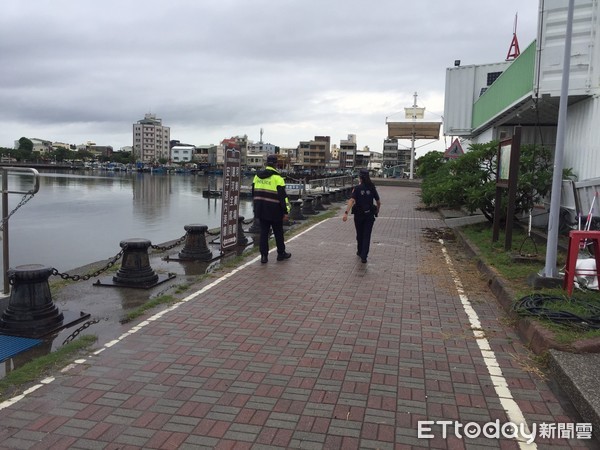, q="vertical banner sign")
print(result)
[220,148,241,252]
